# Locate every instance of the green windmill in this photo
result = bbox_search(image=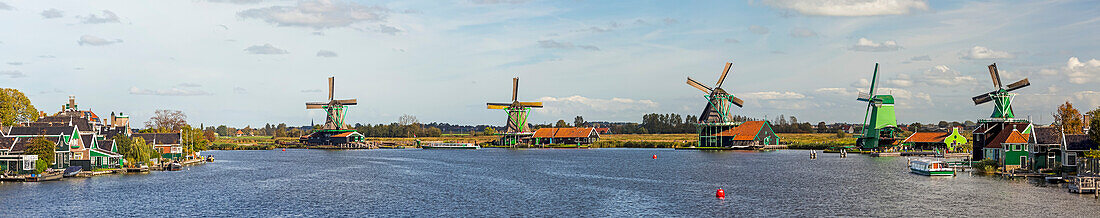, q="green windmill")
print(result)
[971,63,1030,120]
[855,63,903,150]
